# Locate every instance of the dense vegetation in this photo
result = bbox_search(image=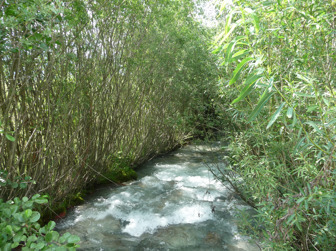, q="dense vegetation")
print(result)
[212,0,336,250]
[0,0,218,249]
[2,0,335,250]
